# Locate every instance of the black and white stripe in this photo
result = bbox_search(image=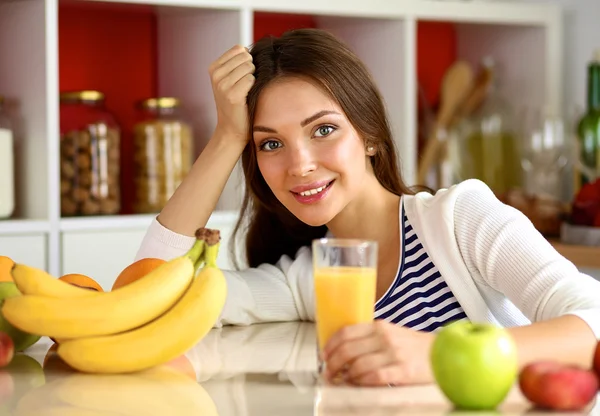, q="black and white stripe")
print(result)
[374,208,468,332]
